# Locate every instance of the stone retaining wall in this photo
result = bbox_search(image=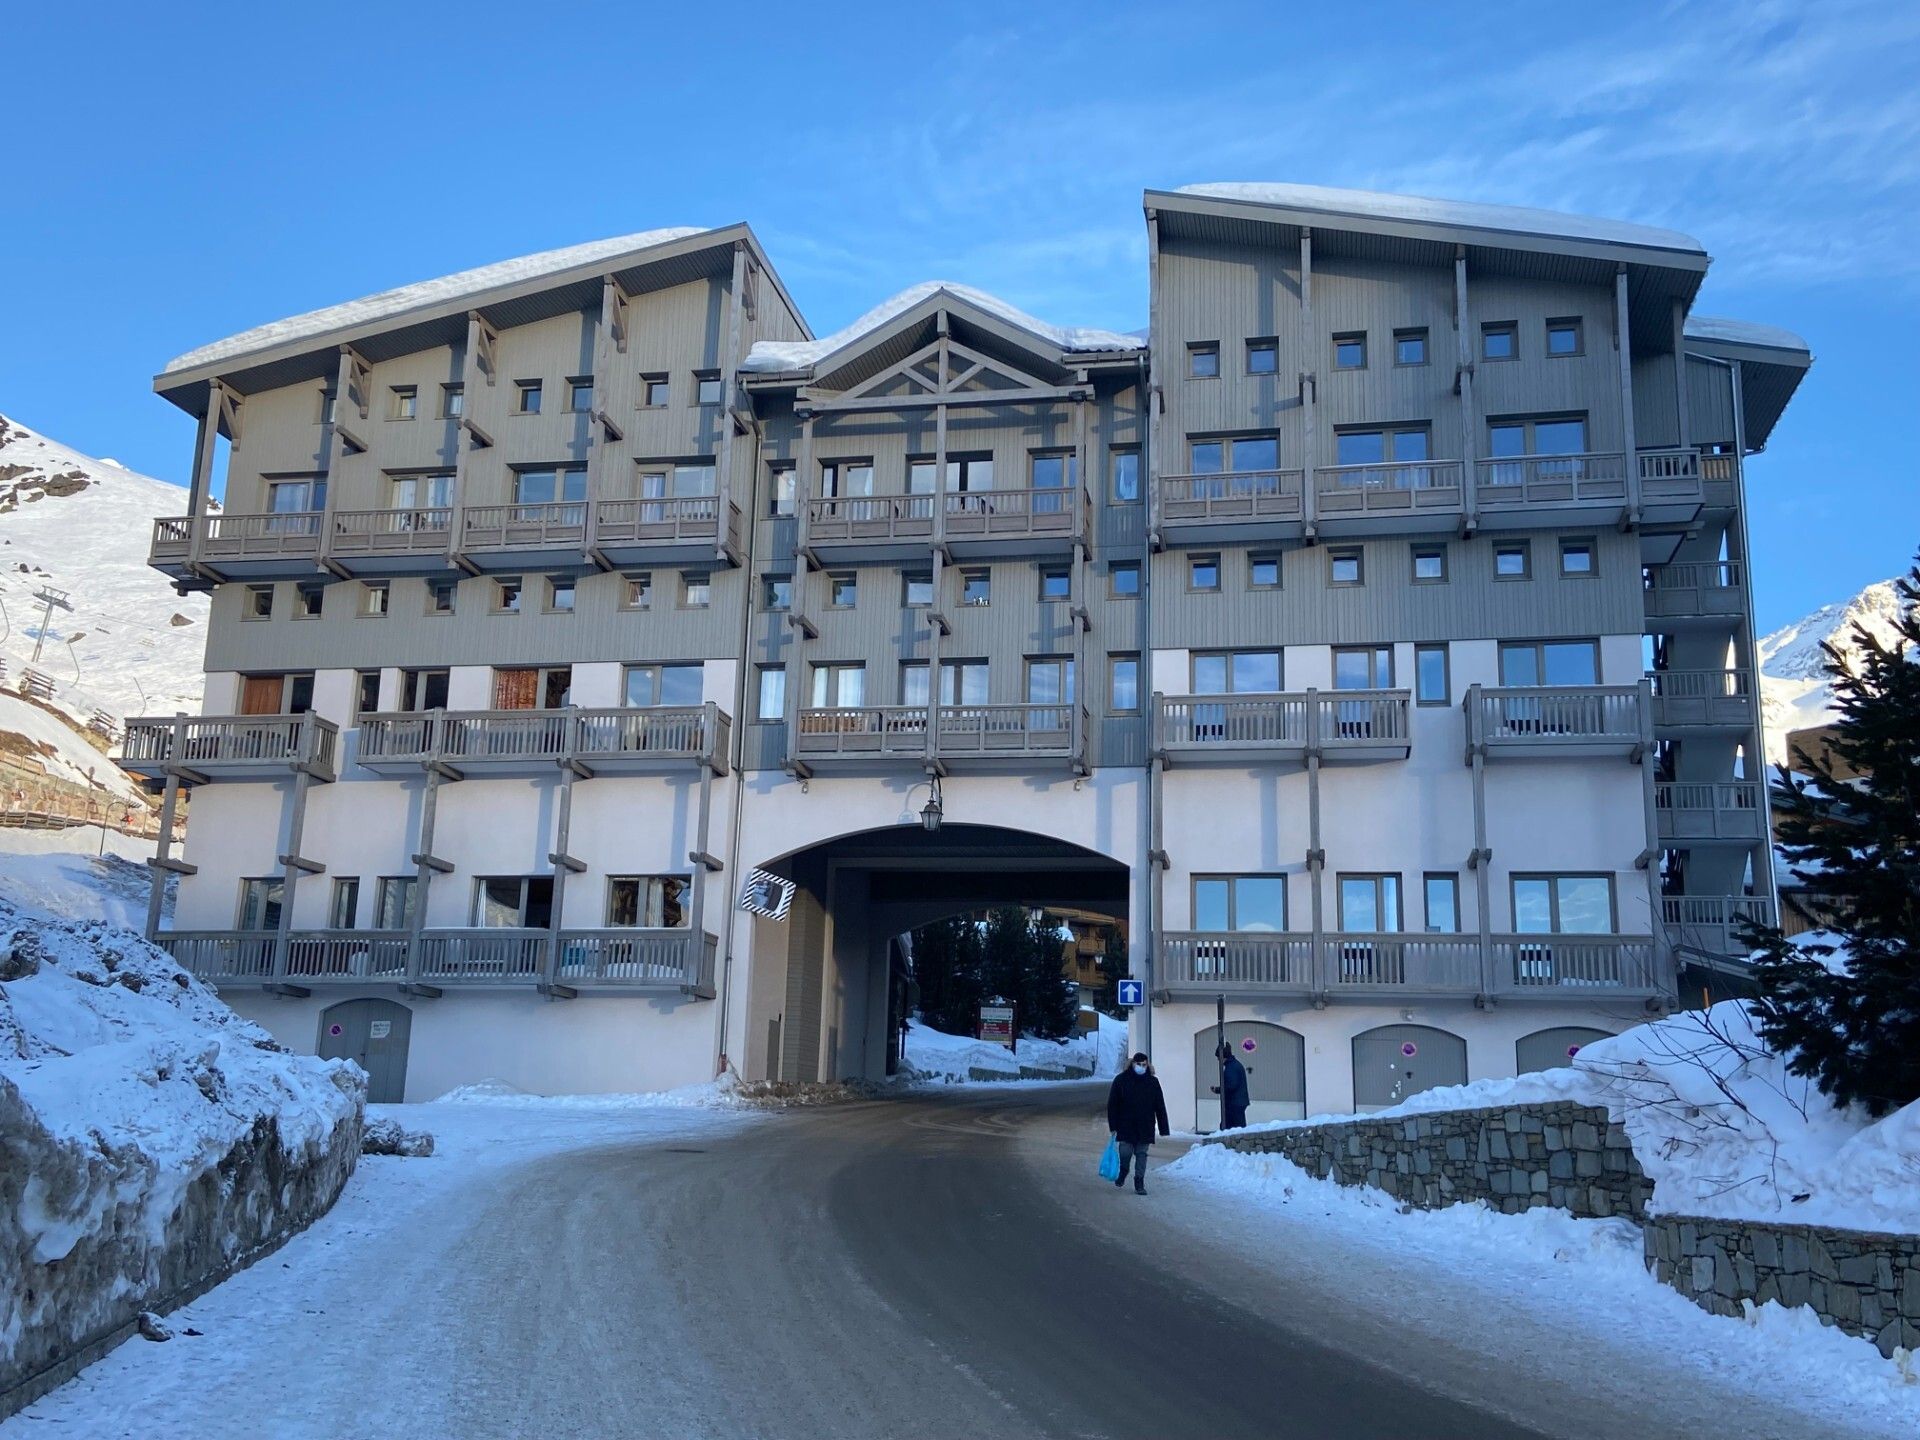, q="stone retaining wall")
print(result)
[1214,1101,1651,1220]
[1646,1215,1920,1359]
